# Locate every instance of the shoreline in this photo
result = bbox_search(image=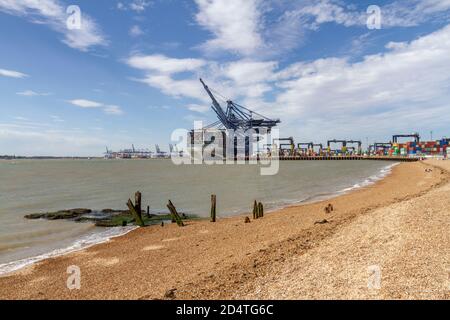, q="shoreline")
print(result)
[0,162,398,276]
[0,160,447,299]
